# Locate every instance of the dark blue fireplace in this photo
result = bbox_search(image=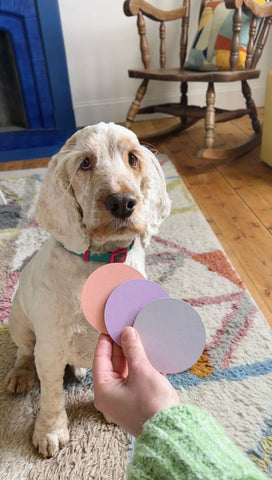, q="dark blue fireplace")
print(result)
[0,0,76,162]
